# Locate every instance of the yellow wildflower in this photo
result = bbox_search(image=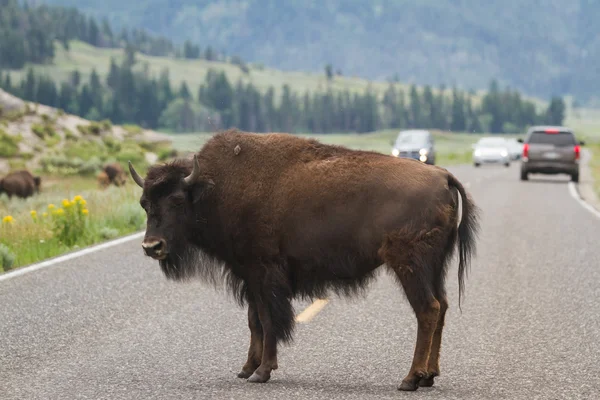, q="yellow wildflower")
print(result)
[62,199,72,208]
[30,210,37,217]
[82,209,89,216]
[2,215,14,224]
[42,212,48,218]
[52,208,65,216]
[73,195,83,203]
[48,204,56,210]
[78,199,87,206]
